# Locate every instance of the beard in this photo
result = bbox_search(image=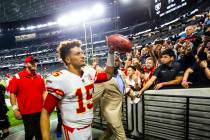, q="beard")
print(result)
[28,66,37,74]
